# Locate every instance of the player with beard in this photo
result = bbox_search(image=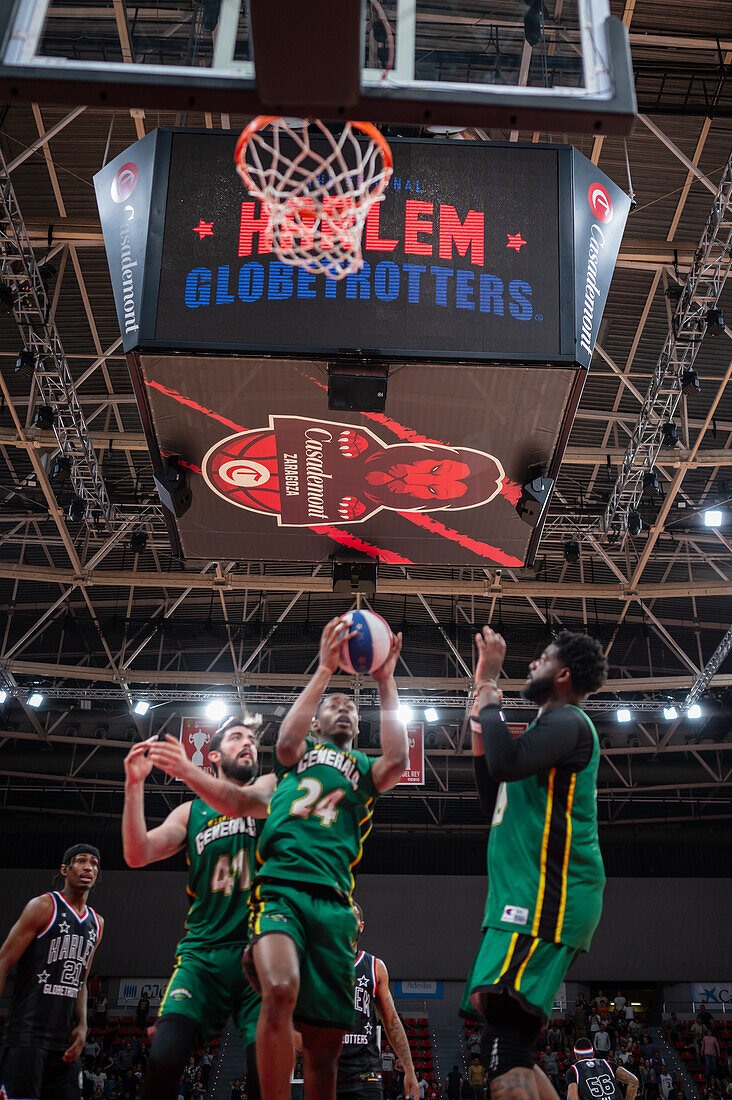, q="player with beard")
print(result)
[462,628,608,1100]
[170,619,409,1100]
[122,713,276,1100]
[0,844,103,1100]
